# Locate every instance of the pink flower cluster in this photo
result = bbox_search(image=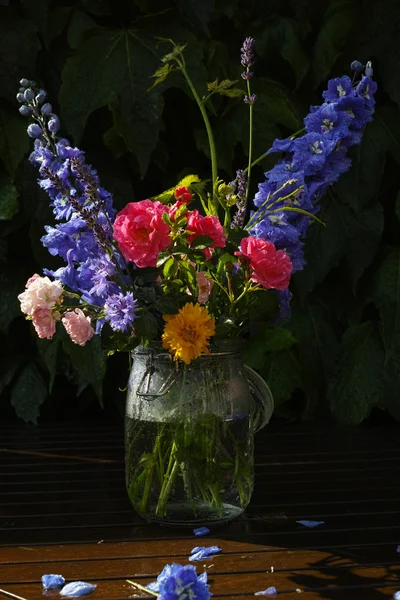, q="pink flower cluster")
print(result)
[235,237,292,290]
[18,275,63,339]
[62,309,94,346]
[113,199,227,268]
